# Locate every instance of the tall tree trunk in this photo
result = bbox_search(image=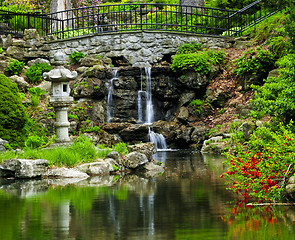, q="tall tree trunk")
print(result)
[50,0,73,32]
[180,0,204,7]
[180,0,205,13]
